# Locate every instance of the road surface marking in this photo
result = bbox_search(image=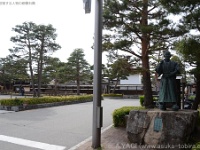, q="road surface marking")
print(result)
[0,135,66,150]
